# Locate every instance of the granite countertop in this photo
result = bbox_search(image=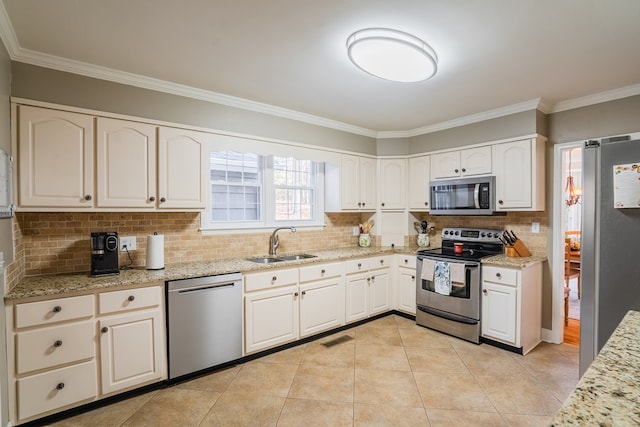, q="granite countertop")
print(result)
[551,310,640,426]
[6,246,419,300]
[482,254,546,268]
